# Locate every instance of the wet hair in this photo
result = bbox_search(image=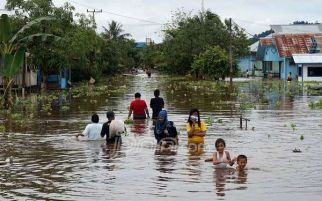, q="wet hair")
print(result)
[135,92,141,98]
[237,154,247,162]
[154,89,160,97]
[106,111,115,119]
[91,113,99,123]
[215,138,226,148]
[187,108,201,127]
